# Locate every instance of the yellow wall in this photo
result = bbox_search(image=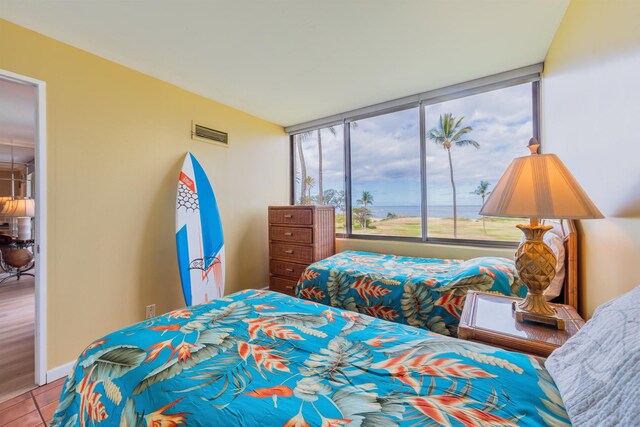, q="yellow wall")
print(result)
[542,0,640,317]
[0,19,289,368]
